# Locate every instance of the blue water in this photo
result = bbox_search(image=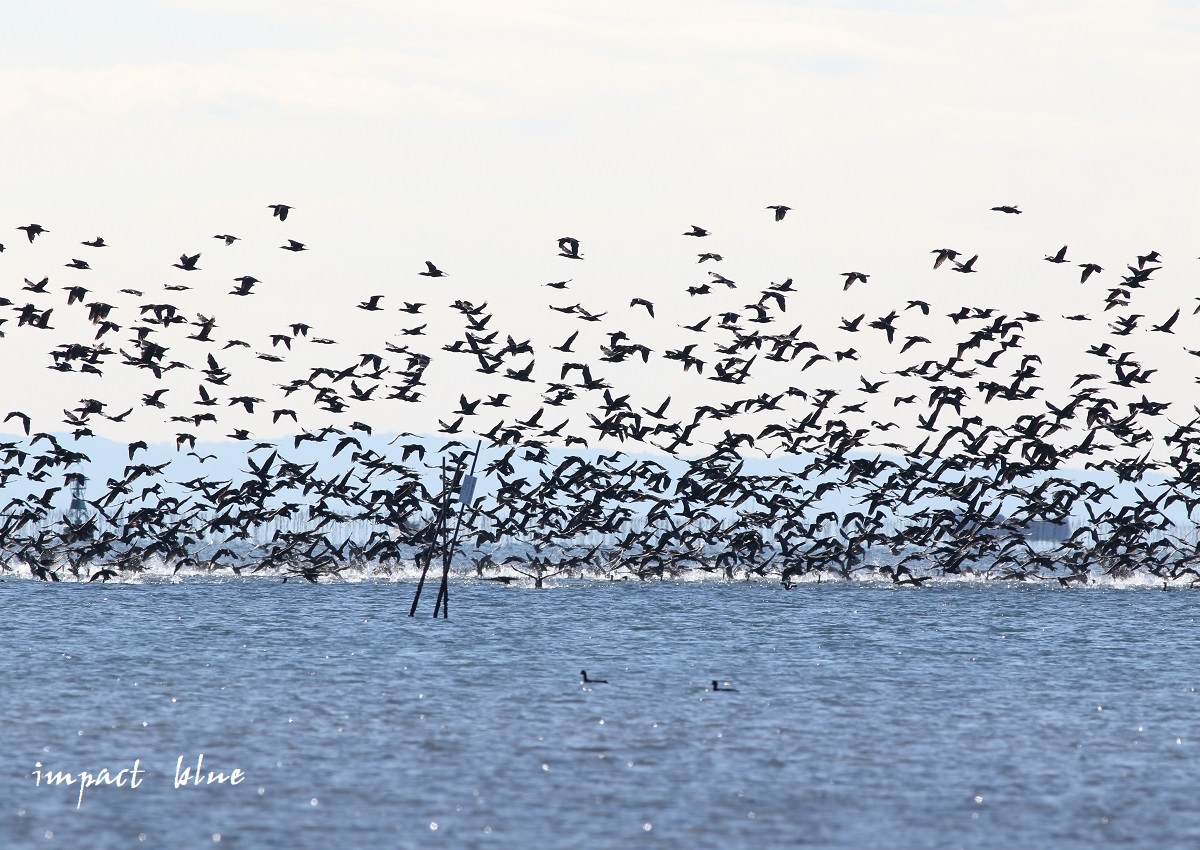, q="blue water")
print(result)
[3,578,1200,849]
